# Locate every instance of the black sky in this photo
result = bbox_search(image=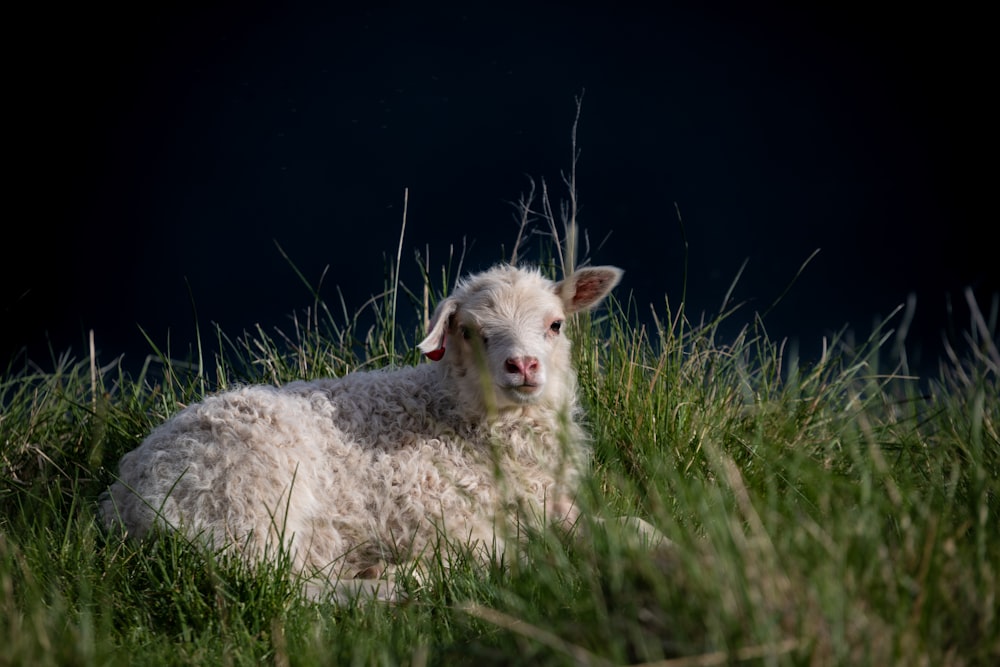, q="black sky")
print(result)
[4,3,994,379]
